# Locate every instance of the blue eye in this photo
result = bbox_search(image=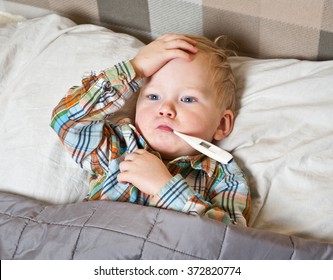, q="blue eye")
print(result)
[181,97,196,103]
[147,94,160,101]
